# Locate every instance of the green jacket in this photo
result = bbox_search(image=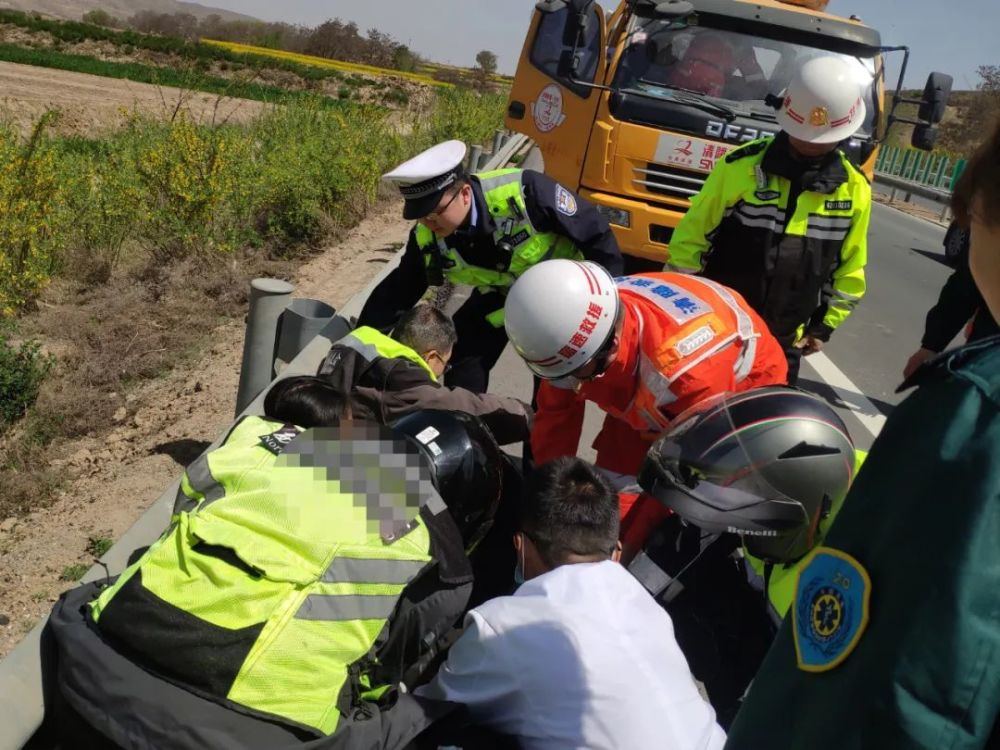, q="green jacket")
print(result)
[667,134,871,344]
[727,337,1000,749]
